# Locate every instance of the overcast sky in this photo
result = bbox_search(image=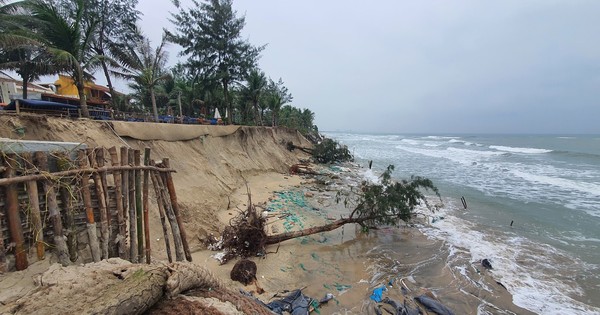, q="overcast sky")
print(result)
[137,0,600,134]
